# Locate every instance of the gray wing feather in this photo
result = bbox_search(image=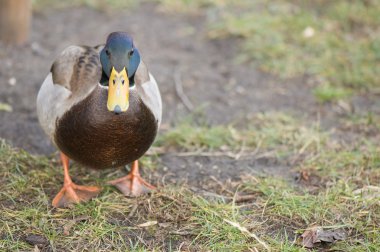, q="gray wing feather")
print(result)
[37,45,103,141]
[50,45,102,95]
[135,61,162,126]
